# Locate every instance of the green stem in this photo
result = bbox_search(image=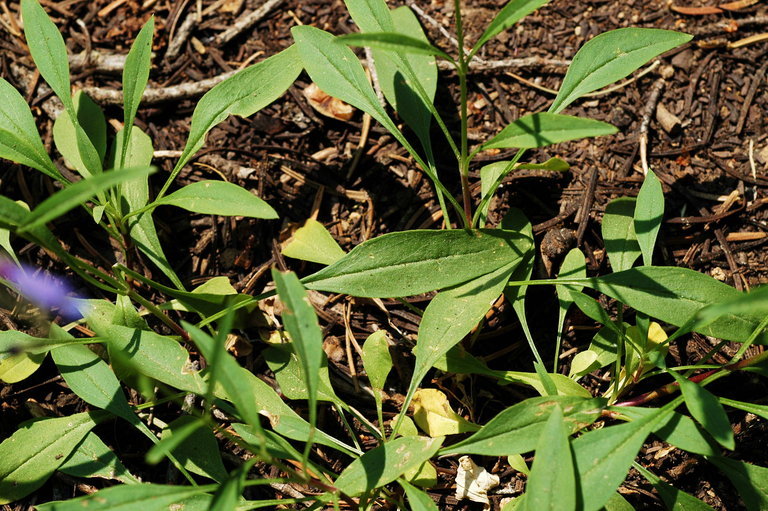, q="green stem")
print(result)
[454,0,472,227]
